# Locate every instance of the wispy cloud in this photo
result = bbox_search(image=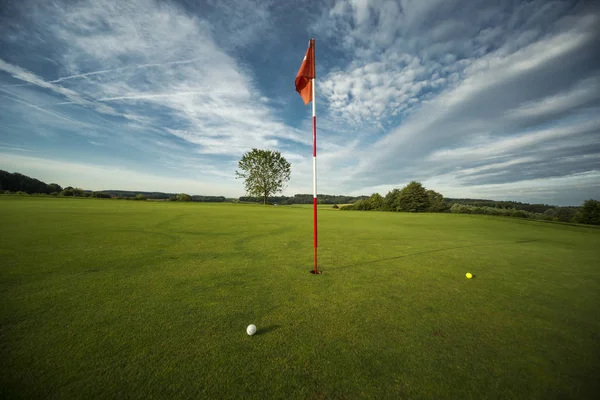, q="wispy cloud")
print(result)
[0,146,33,152]
[0,90,92,128]
[0,59,119,116]
[48,57,205,83]
[0,0,306,171]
